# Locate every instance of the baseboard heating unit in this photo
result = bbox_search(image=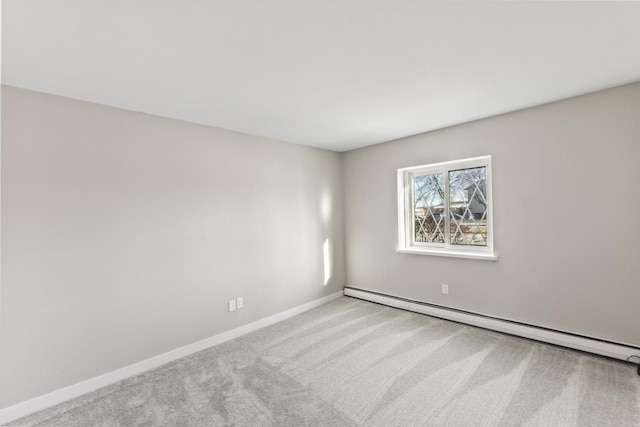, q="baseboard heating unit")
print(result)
[344,286,640,372]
